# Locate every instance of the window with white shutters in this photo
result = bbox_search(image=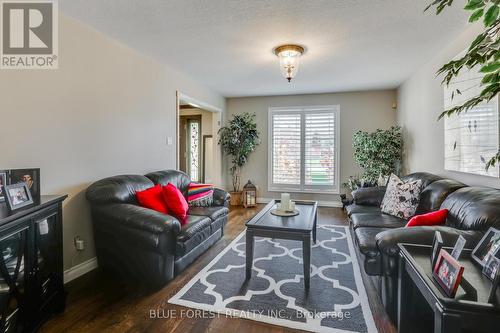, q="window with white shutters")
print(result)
[268,106,340,193]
